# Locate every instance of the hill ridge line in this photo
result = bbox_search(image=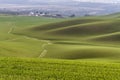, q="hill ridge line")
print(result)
[45,20,108,33]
